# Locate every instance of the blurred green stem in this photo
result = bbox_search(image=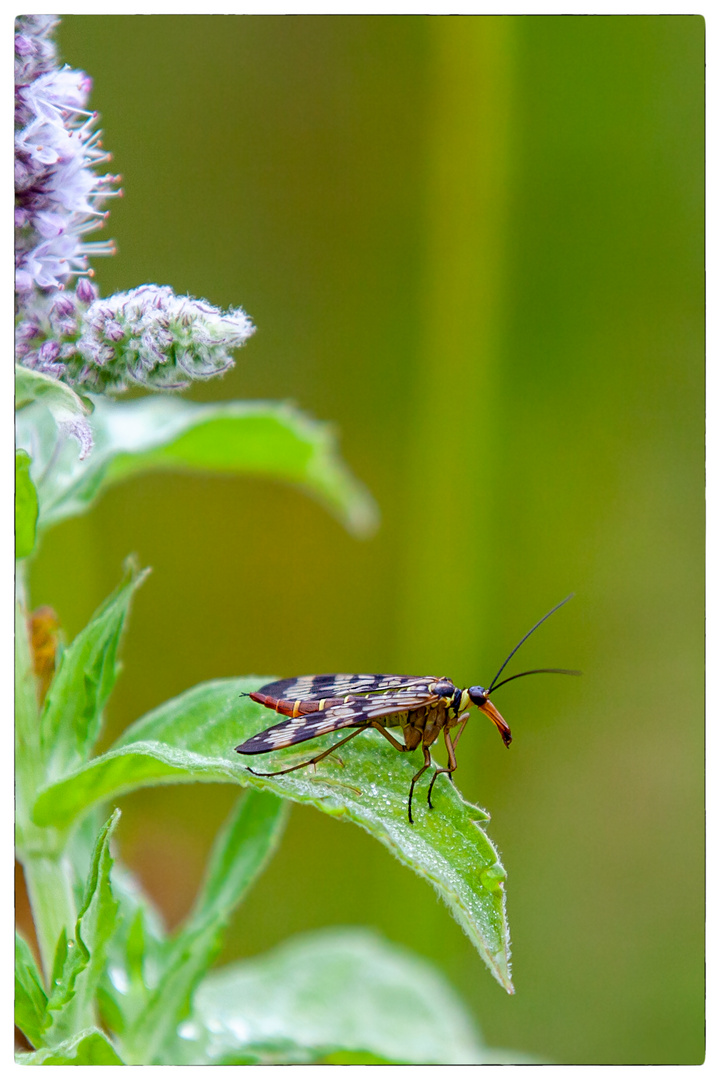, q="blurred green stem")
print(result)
[15,572,41,817]
[400,17,515,675]
[22,854,78,986]
[16,573,78,985]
